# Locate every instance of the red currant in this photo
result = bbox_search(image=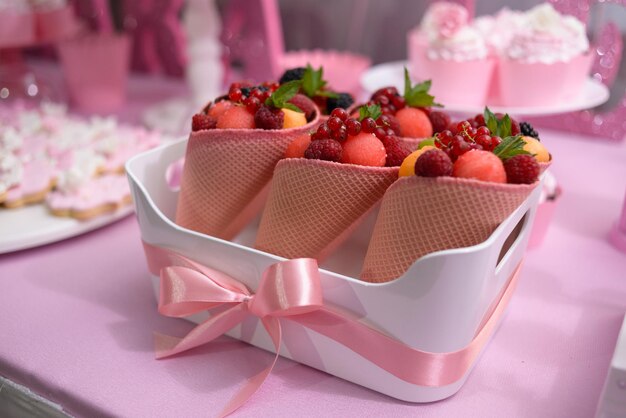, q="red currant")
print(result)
[377,95,390,106]
[476,126,491,136]
[228,88,242,102]
[490,136,502,148]
[474,114,485,126]
[251,88,264,99]
[362,118,377,133]
[345,118,361,136]
[468,143,483,151]
[456,121,471,133]
[374,127,387,140]
[475,134,491,149]
[436,130,454,146]
[330,108,348,121]
[391,96,405,110]
[331,126,347,142]
[316,123,332,139]
[465,127,477,140]
[244,97,261,113]
[327,116,343,132]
